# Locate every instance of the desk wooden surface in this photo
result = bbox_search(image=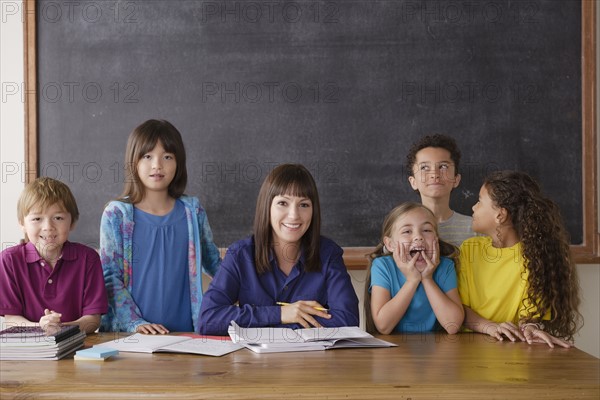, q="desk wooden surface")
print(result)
[1,332,598,399]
